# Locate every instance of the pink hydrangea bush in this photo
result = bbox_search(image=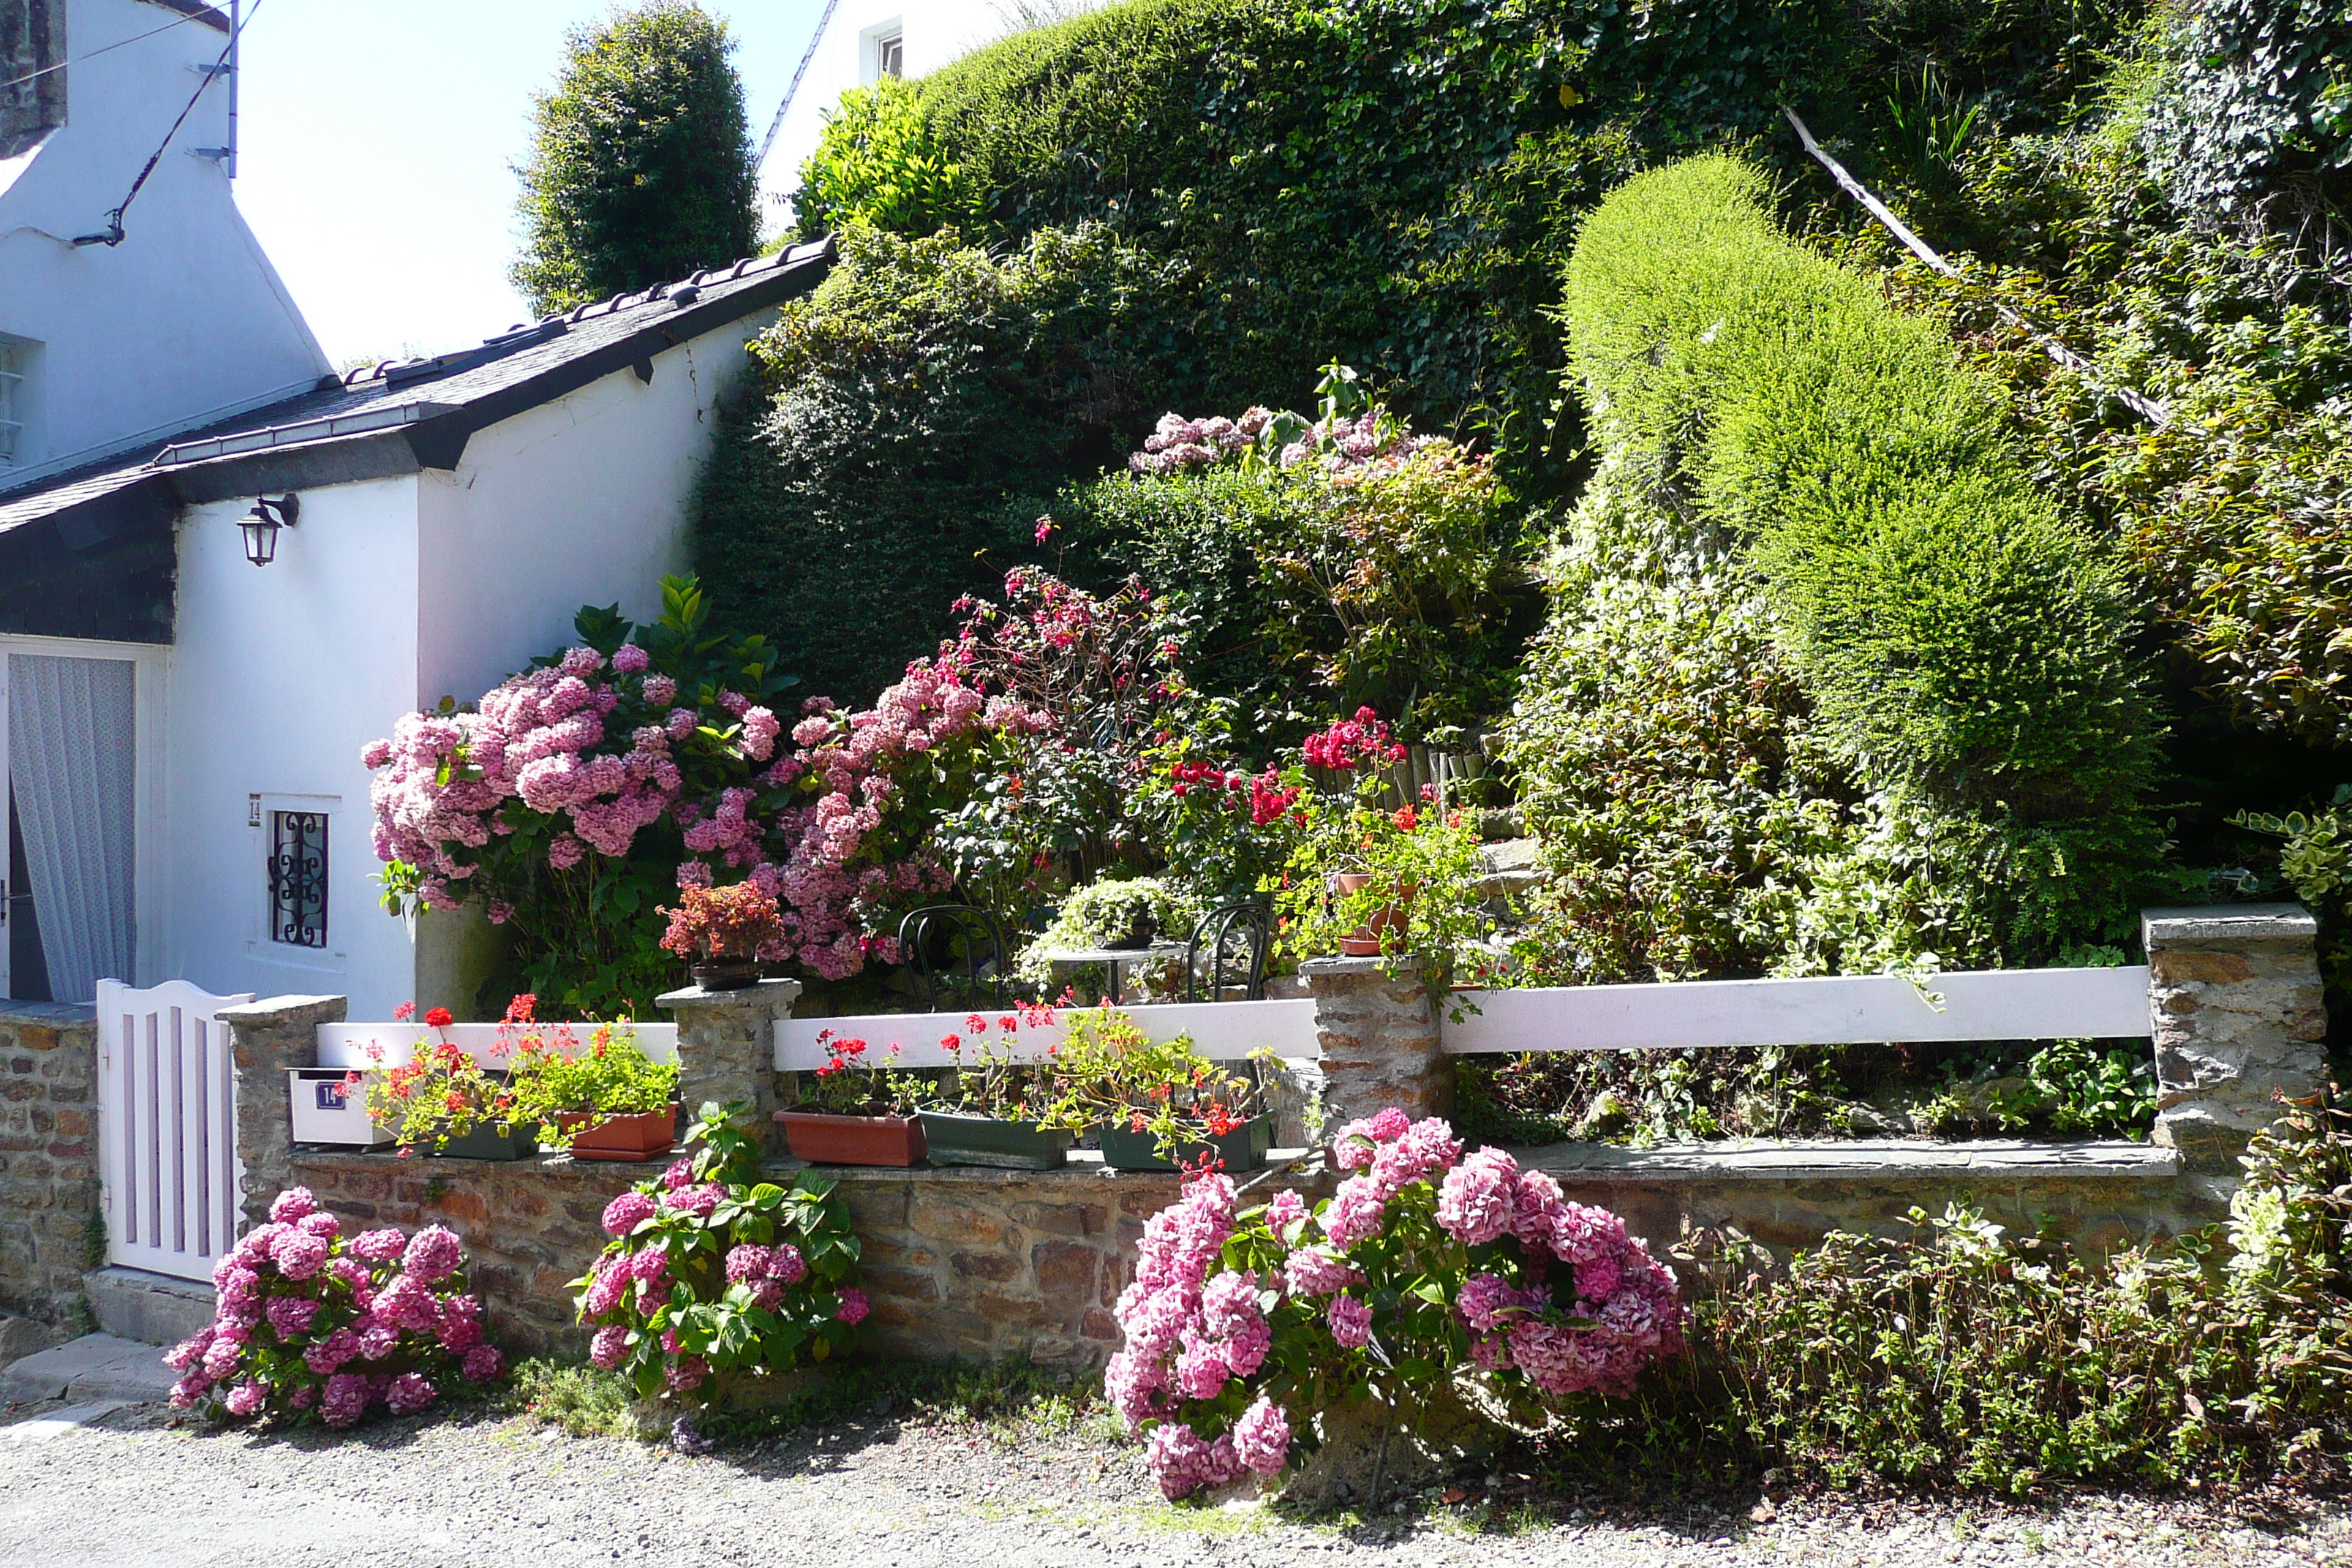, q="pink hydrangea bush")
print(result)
[574,1102,864,1403]
[167,1189,506,1427]
[1106,1109,1684,1499]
